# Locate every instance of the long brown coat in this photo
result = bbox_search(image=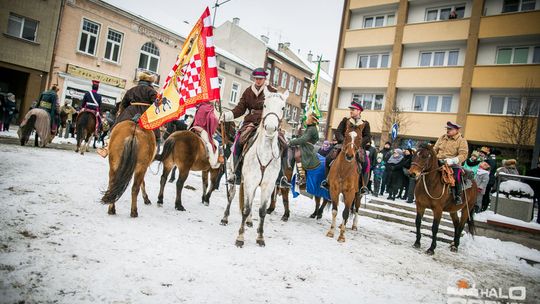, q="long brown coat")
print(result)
[116,80,157,124]
[231,84,278,128]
